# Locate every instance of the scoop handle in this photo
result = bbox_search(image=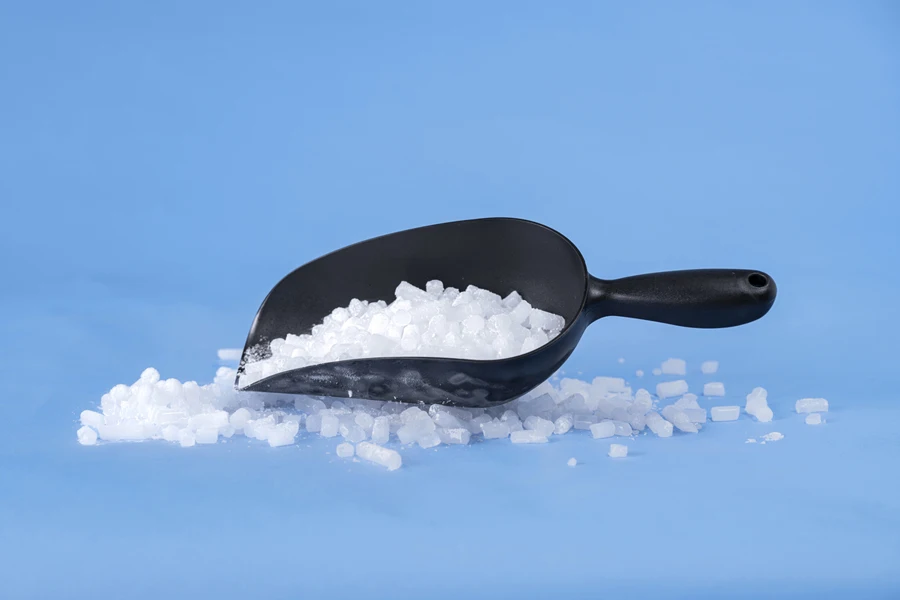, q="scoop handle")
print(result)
[586,269,776,328]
